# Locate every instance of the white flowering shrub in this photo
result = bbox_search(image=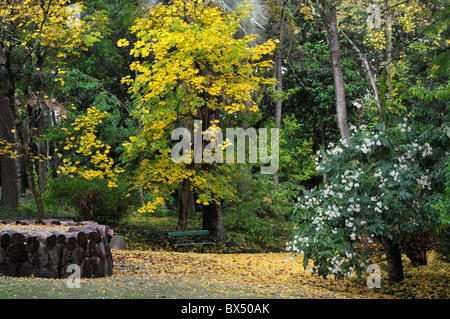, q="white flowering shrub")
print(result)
[288,119,450,280]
